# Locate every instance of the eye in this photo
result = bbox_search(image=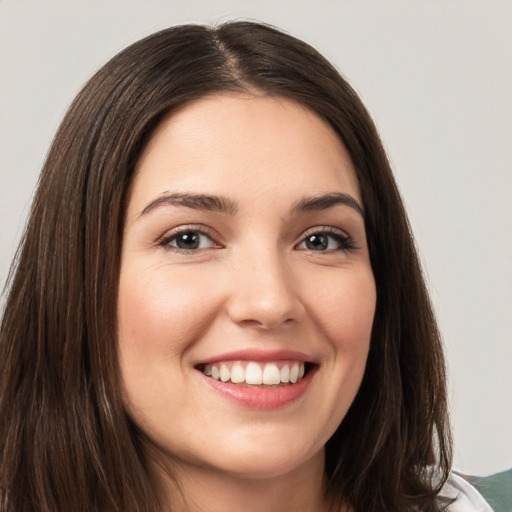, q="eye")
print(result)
[159,228,218,252]
[297,230,355,252]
